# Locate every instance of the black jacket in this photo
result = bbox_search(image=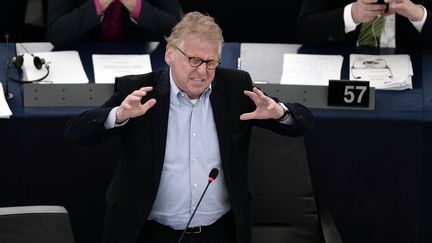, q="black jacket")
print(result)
[47,0,182,47]
[297,0,432,48]
[64,67,314,243]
